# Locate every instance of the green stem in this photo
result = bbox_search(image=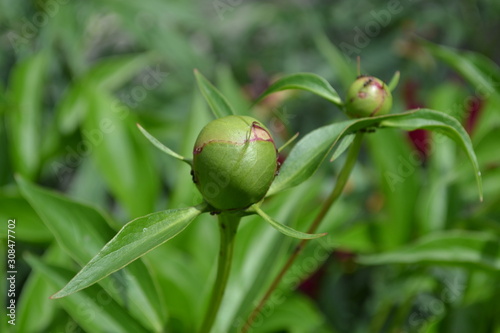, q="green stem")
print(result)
[242,132,364,332]
[200,213,241,333]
